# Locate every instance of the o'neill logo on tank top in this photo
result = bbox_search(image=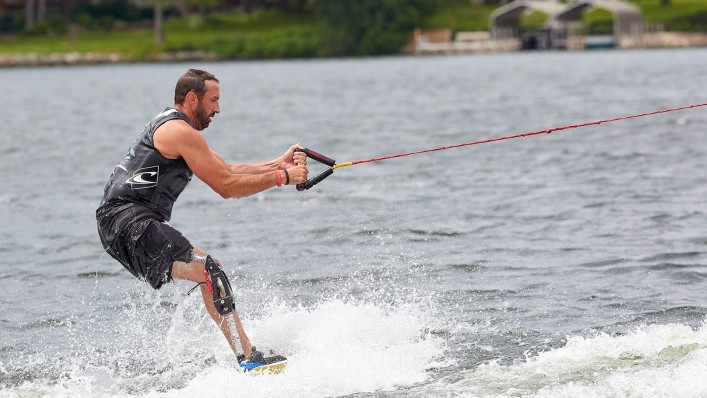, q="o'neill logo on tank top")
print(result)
[125,166,159,189]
